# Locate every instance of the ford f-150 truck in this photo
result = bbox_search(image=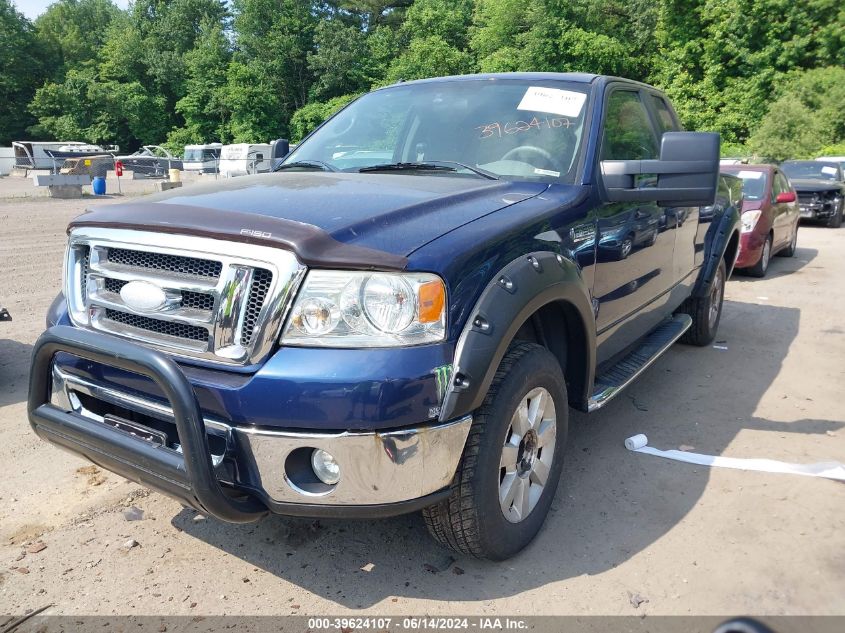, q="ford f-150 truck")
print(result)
[29,73,739,560]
